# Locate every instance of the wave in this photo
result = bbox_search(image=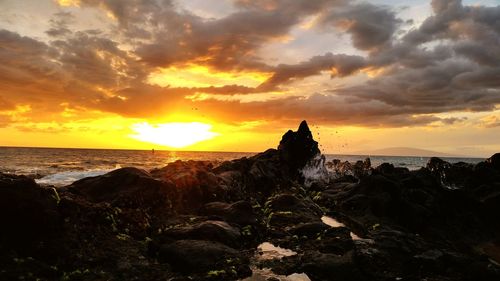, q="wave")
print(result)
[35,167,120,187]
